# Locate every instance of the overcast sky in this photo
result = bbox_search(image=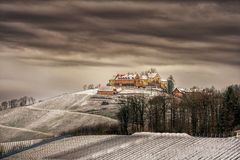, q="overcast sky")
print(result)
[0,0,240,100]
